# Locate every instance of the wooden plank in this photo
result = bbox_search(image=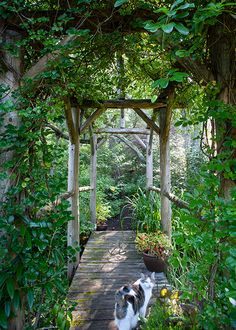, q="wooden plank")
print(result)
[146,132,153,189]
[68,231,169,329]
[80,99,166,109]
[90,134,97,225]
[67,106,80,280]
[95,128,150,135]
[80,109,105,134]
[134,108,160,134]
[159,91,173,238]
[79,186,93,192]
